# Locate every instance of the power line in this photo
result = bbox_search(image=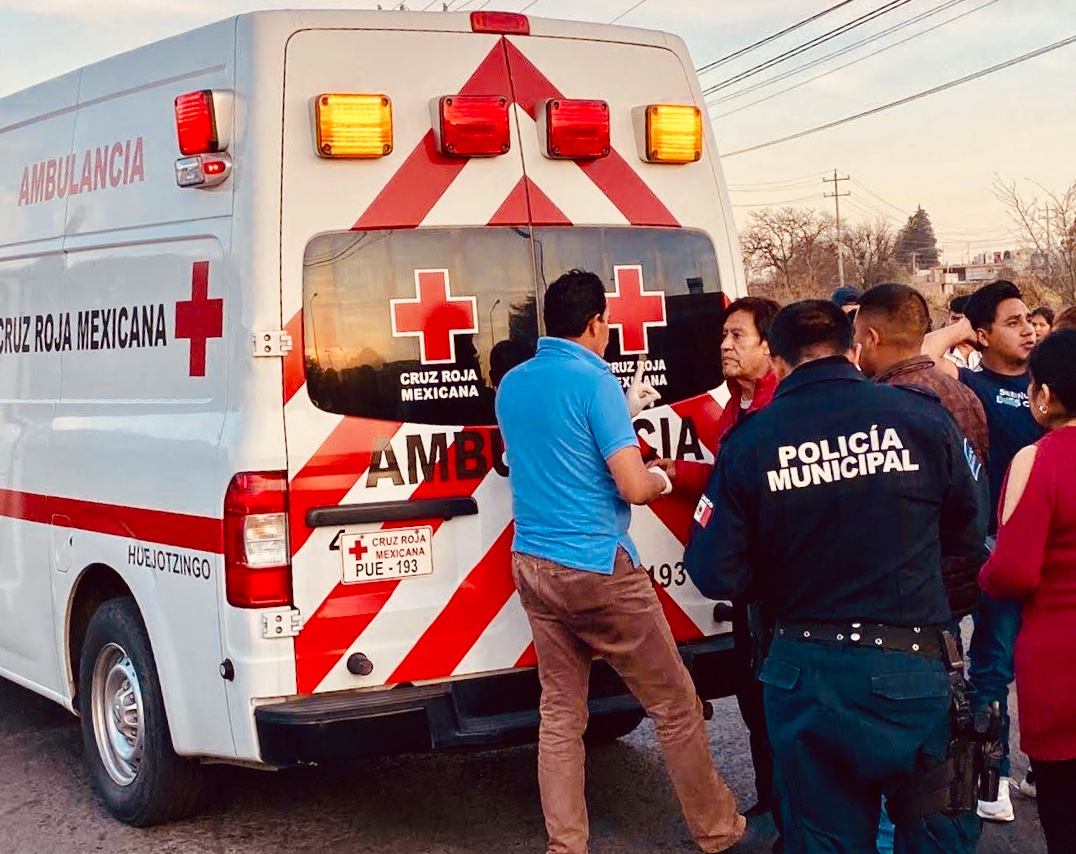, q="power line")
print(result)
[519,0,542,11]
[727,175,826,190]
[730,194,824,208]
[728,172,829,189]
[702,0,916,96]
[696,0,860,74]
[610,0,648,24]
[850,177,909,215]
[849,177,1017,238]
[714,0,977,105]
[710,0,1002,118]
[723,33,1076,157]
